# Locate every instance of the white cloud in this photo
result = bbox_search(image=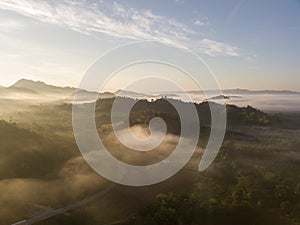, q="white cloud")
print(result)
[199,39,239,57]
[194,20,205,26]
[0,0,239,57]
